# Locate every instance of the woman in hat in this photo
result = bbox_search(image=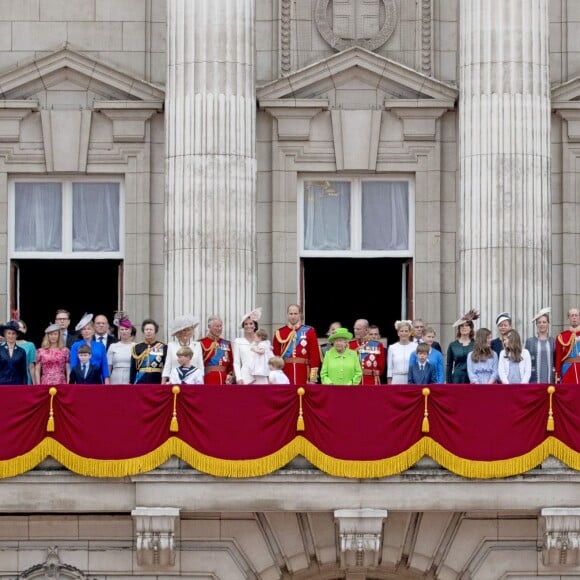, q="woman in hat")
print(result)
[320,327,362,385]
[232,308,266,384]
[446,310,478,384]
[107,317,136,384]
[162,315,203,384]
[35,323,70,385]
[0,321,28,385]
[524,307,555,384]
[387,320,417,384]
[69,313,110,384]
